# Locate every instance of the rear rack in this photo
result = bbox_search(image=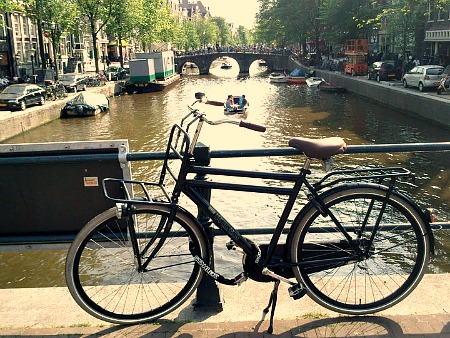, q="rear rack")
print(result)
[102,178,171,204]
[314,167,413,191]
